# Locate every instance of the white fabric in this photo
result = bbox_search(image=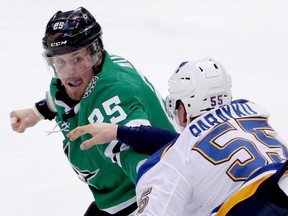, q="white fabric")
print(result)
[32,105,44,120]
[279,174,288,196]
[135,101,288,216]
[46,90,57,112]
